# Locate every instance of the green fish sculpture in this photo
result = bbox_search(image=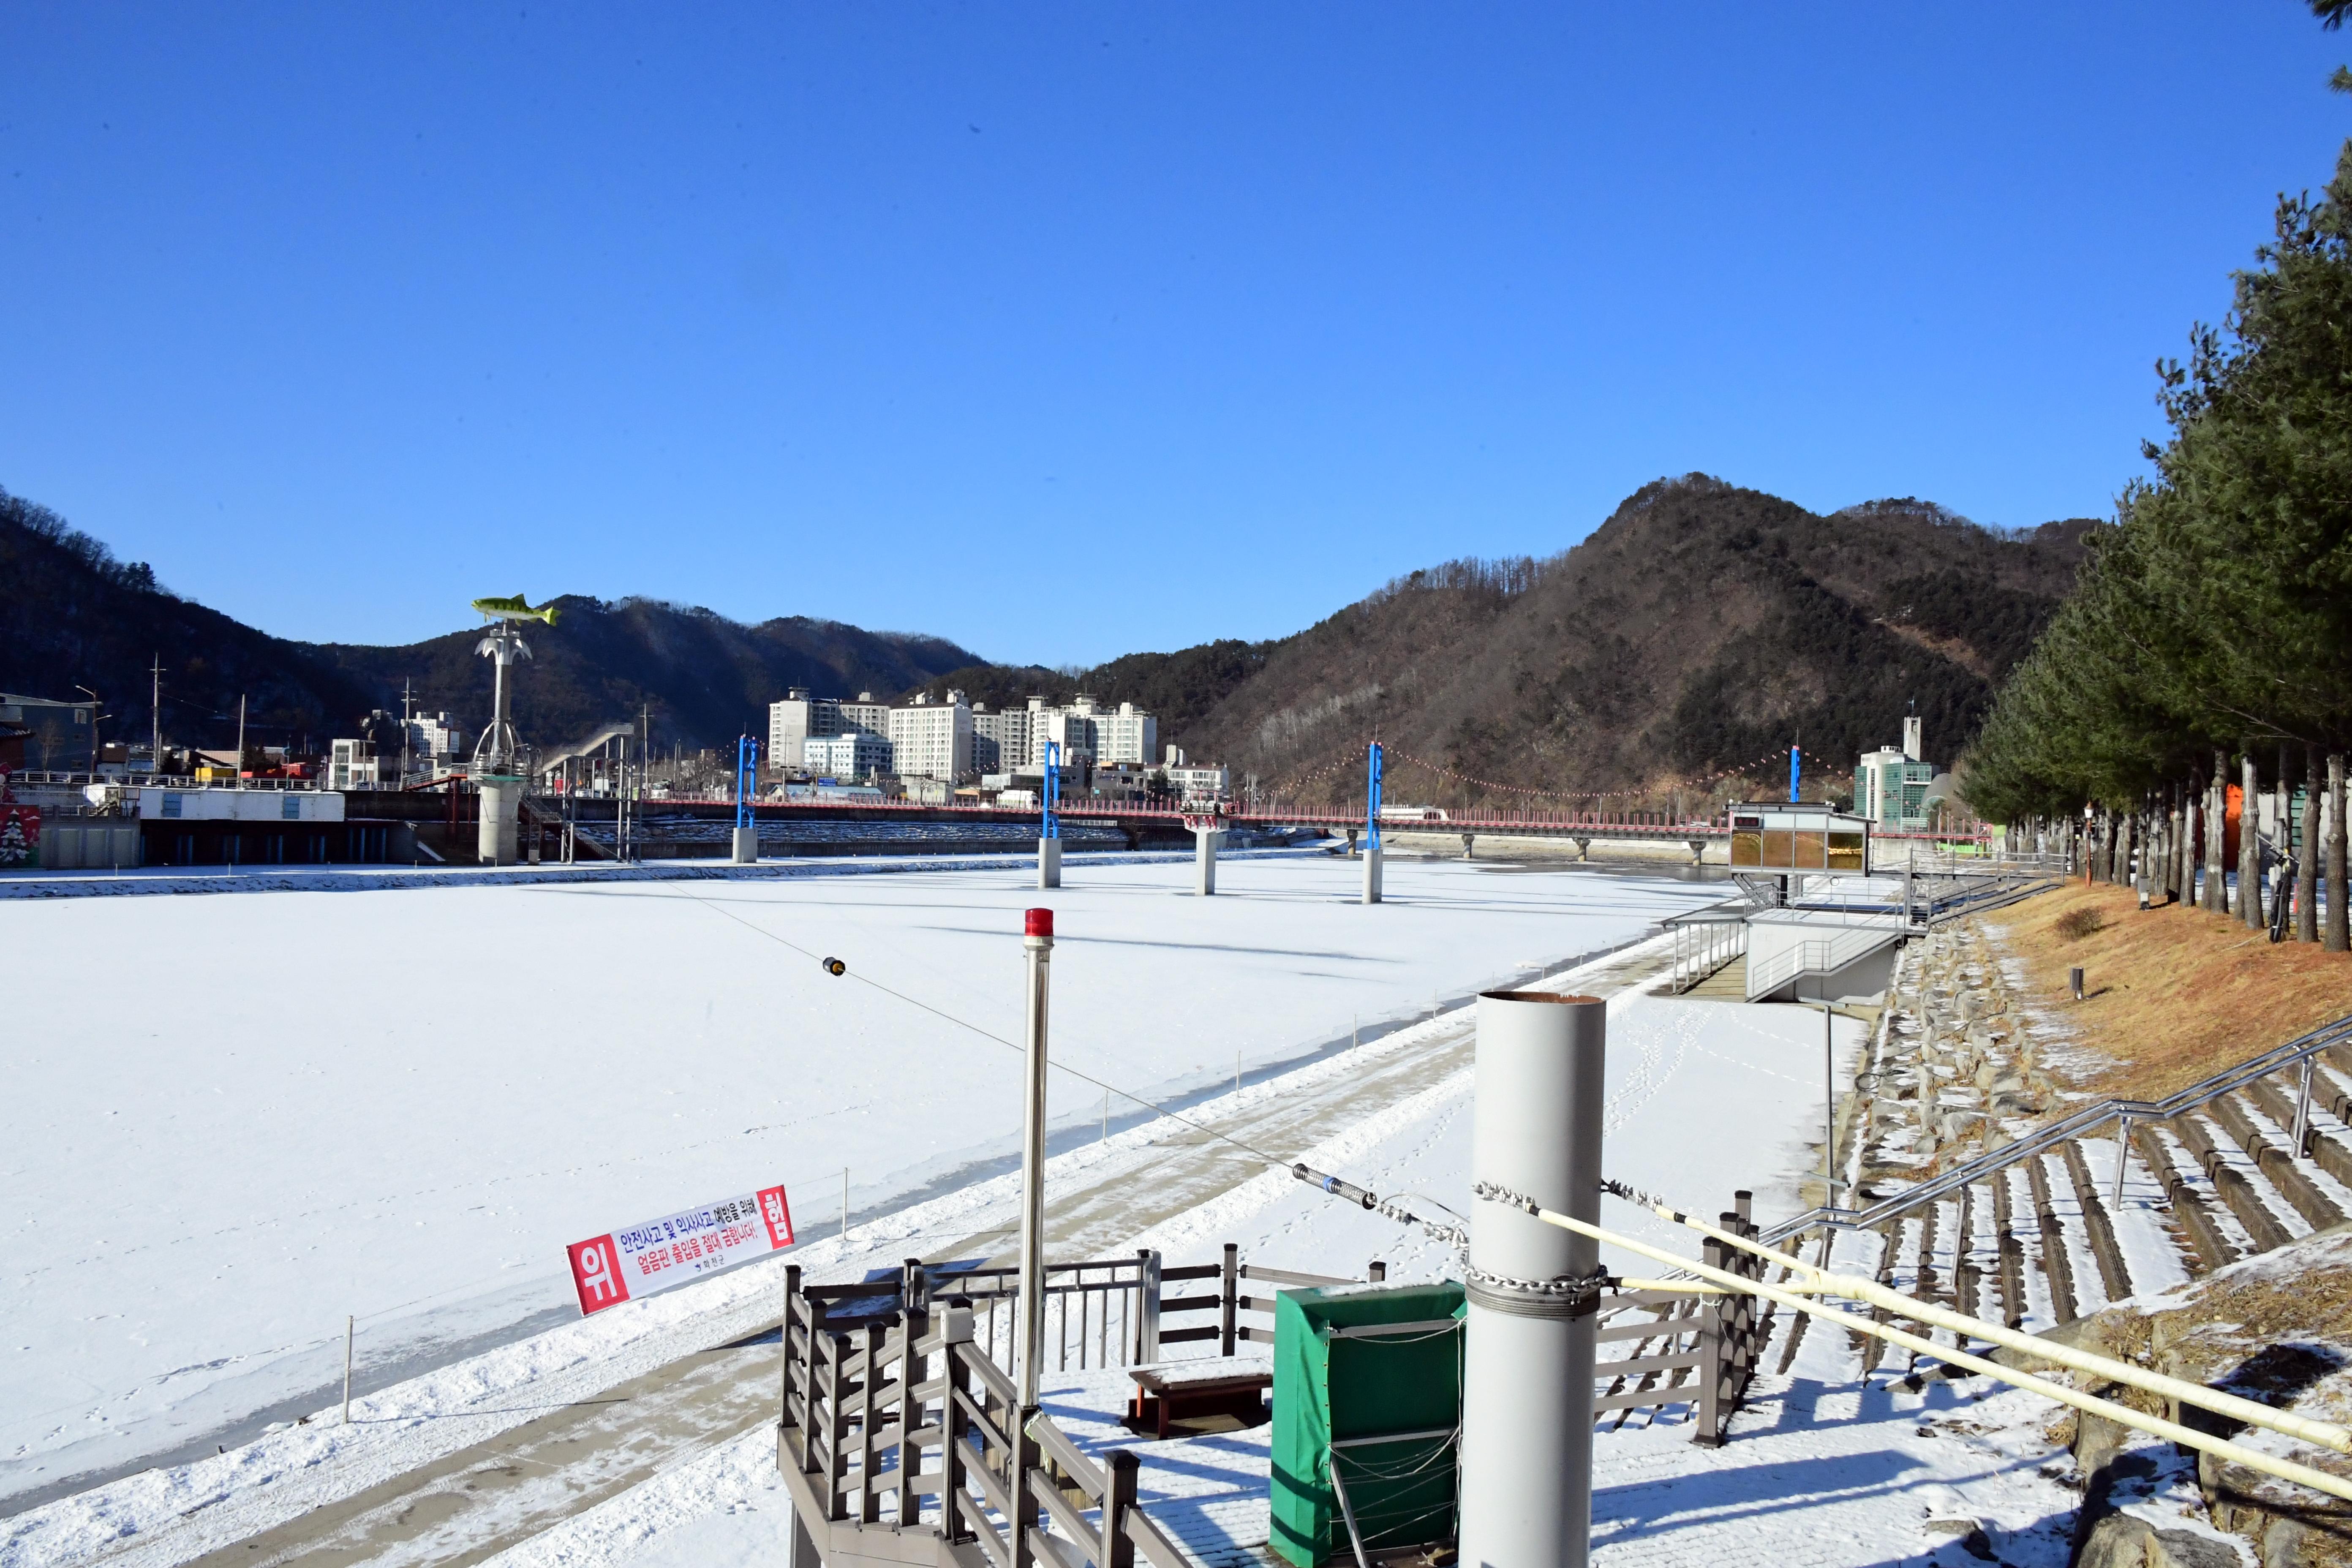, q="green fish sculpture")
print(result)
[471,593,560,625]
